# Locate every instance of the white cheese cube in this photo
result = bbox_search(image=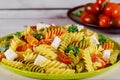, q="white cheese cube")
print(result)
[34,55,47,66]
[51,36,61,49]
[76,24,84,31]
[103,50,111,60]
[4,48,18,61]
[36,23,50,30]
[90,35,99,45]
